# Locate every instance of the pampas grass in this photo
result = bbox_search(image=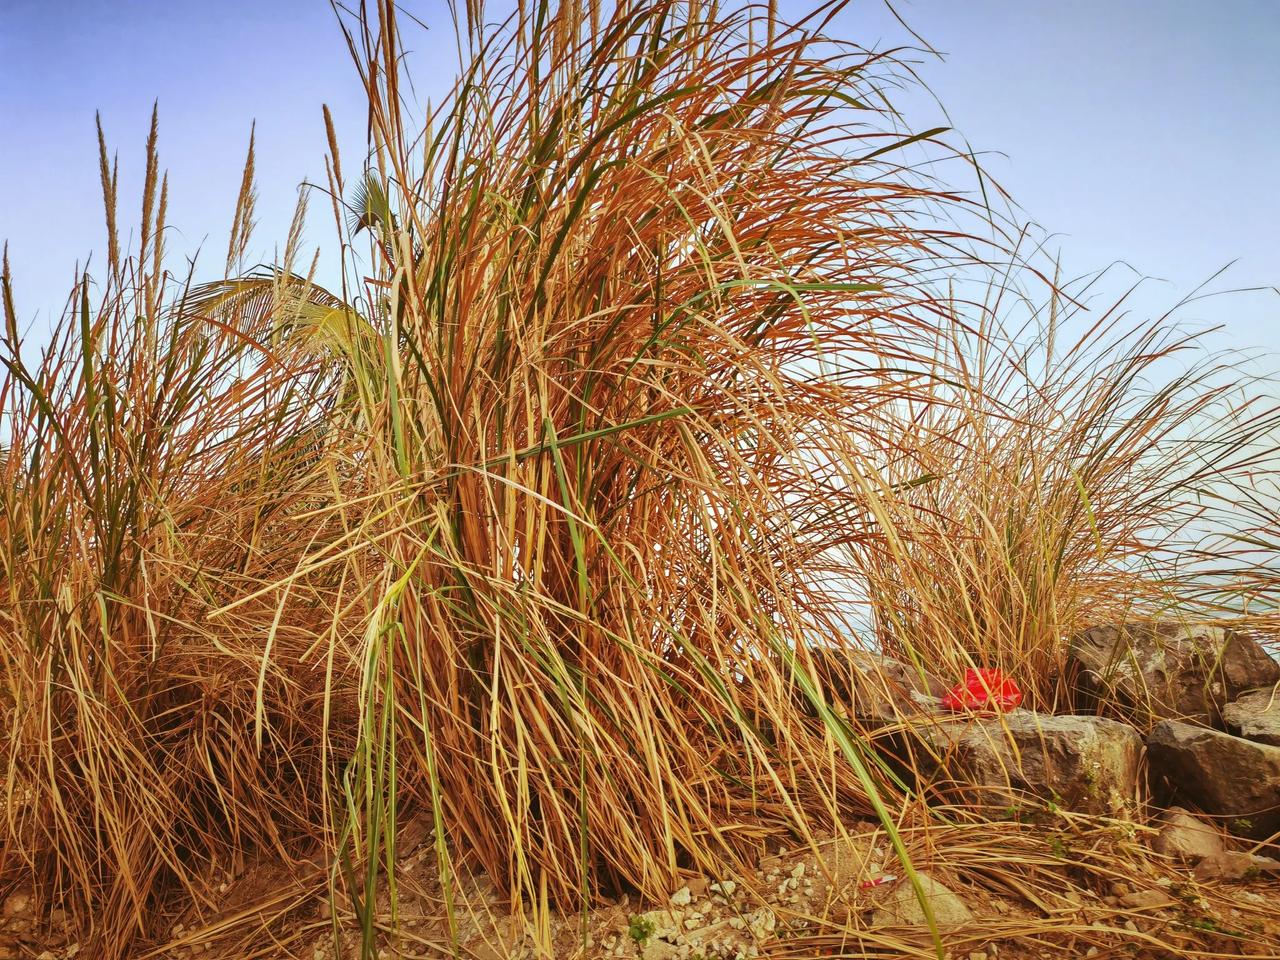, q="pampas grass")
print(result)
[1,2,1277,958]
